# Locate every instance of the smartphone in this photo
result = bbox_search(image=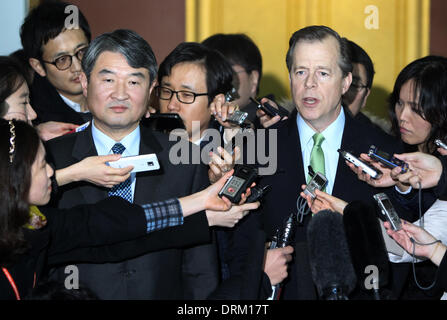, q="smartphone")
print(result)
[368,145,409,173]
[303,172,328,199]
[218,164,258,203]
[226,110,248,125]
[338,149,383,179]
[108,153,160,173]
[373,193,402,231]
[435,139,447,150]
[147,113,186,132]
[250,97,289,118]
